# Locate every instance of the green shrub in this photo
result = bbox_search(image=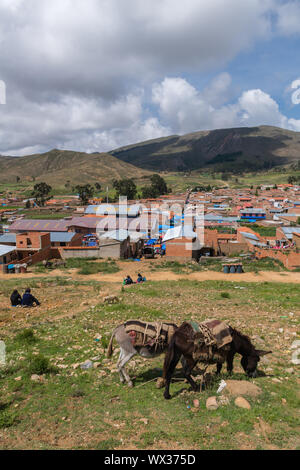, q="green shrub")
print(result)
[15,329,37,345]
[0,407,17,429]
[220,292,230,299]
[27,354,57,375]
